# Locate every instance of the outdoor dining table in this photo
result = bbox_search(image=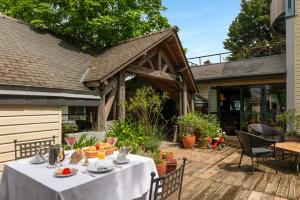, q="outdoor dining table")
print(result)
[275,141,300,174]
[0,153,157,200]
